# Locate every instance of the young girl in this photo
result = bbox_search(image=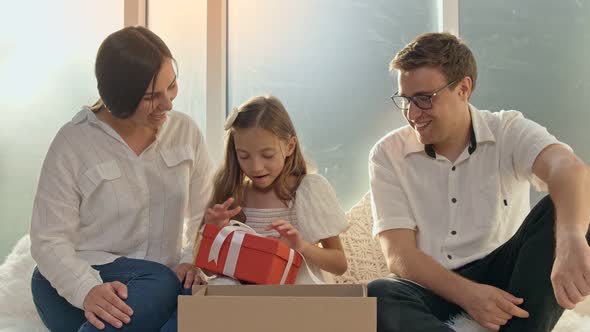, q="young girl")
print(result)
[202,95,348,283]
